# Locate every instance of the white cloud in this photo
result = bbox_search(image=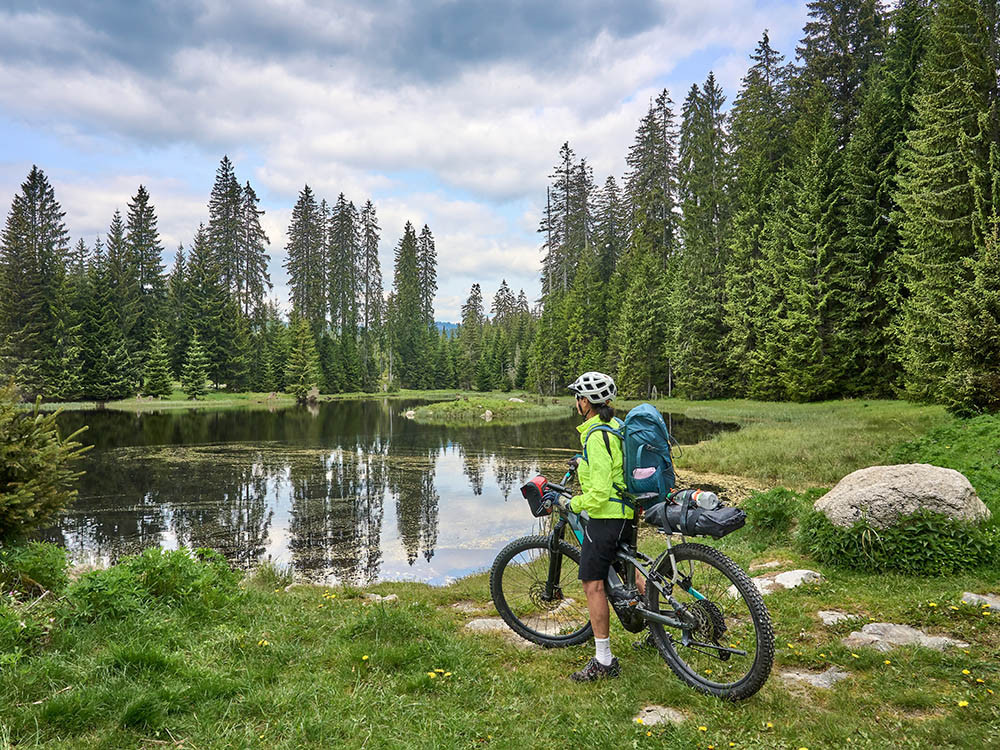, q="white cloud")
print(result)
[0,0,811,321]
